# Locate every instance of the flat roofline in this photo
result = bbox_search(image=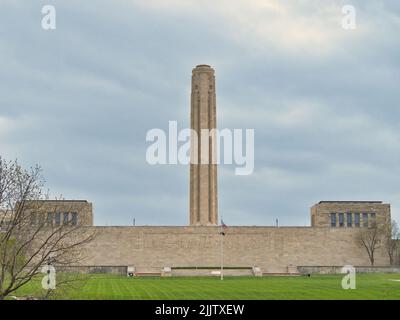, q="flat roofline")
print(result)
[318,201,382,204]
[92,225,313,228]
[24,200,88,203]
